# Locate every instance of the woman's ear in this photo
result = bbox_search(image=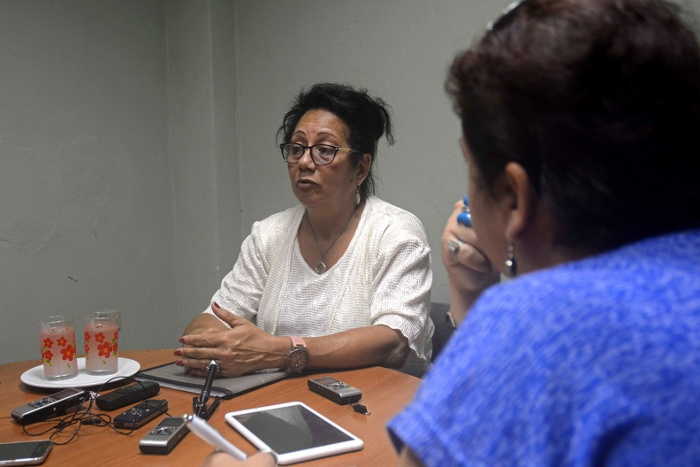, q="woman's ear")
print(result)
[356,153,372,185]
[502,161,536,242]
